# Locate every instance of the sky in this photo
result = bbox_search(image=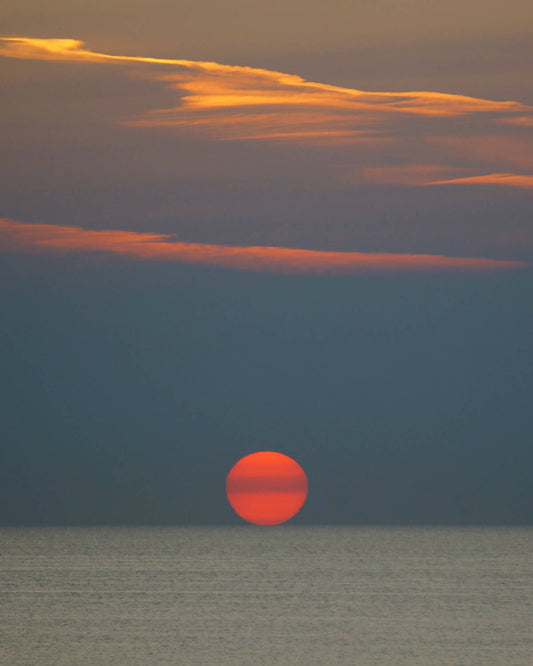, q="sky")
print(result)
[1,0,532,524]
